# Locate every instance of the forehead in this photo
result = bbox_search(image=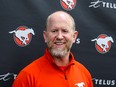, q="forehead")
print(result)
[47,12,73,28]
